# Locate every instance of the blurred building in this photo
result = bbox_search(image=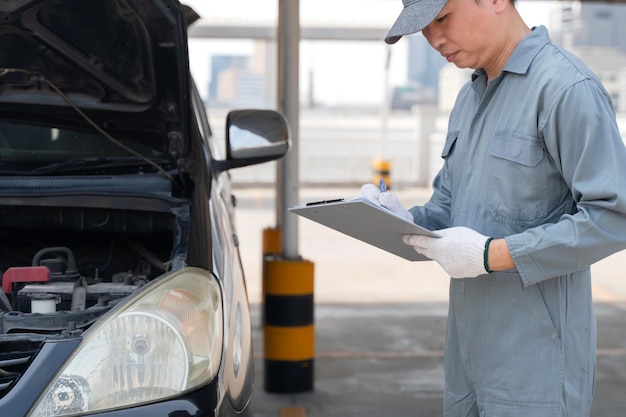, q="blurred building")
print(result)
[550,2,626,53]
[407,36,446,96]
[391,36,446,109]
[216,69,266,107]
[209,41,275,108]
[550,1,626,112]
[209,55,249,101]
